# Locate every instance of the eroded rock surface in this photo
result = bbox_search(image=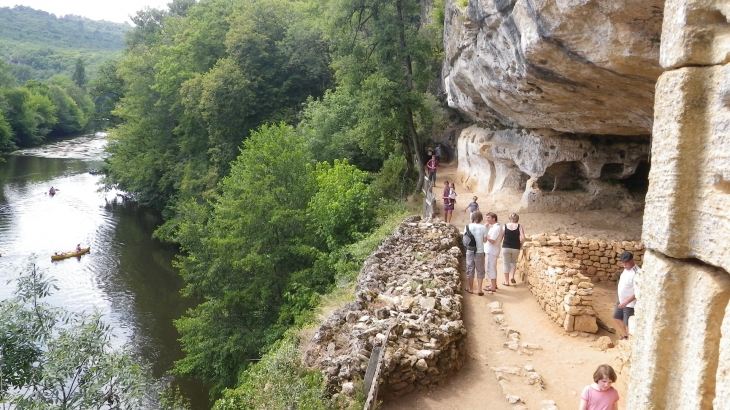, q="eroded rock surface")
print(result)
[456,125,650,212]
[443,0,664,135]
